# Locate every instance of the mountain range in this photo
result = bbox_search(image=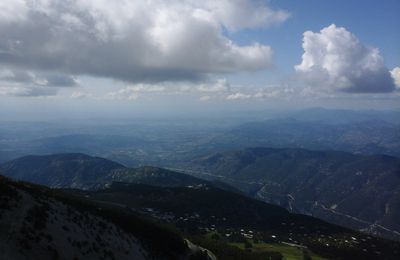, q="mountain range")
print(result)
[203,119,400,158]
[184,147,400,240]
[0,153,230,191]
